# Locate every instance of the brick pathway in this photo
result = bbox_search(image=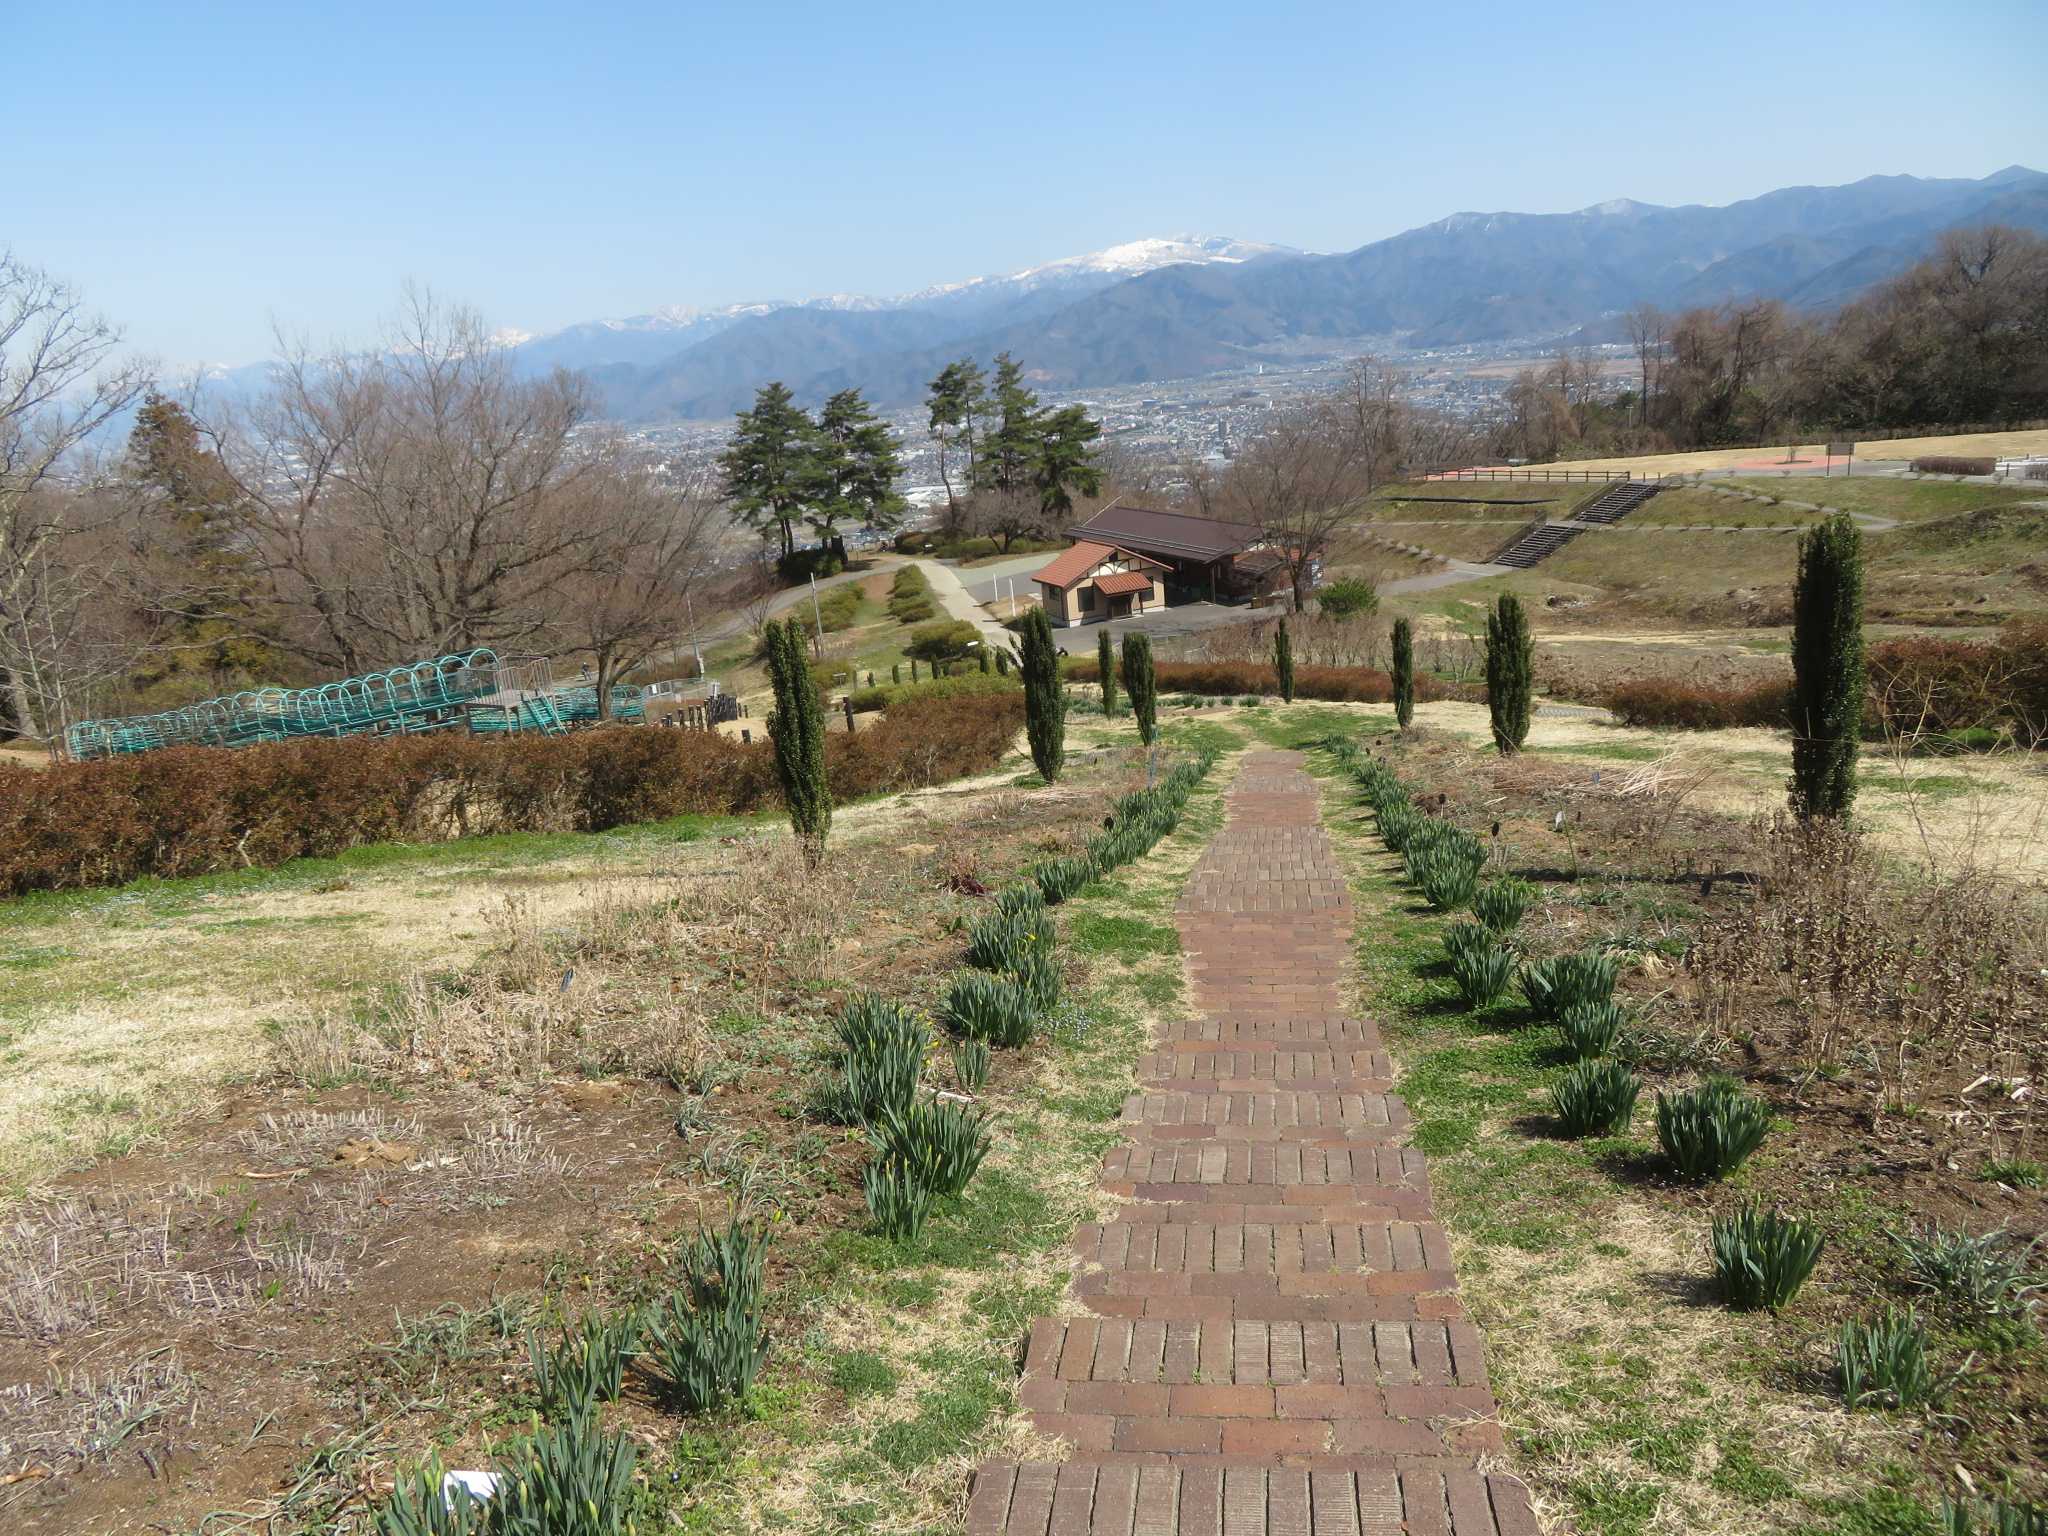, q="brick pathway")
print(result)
[969,752,1540,1535]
